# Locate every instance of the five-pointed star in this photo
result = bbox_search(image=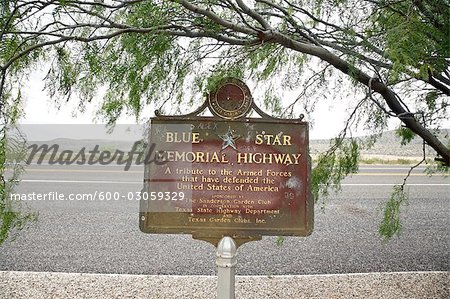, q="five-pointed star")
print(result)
[219,127,240,151]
